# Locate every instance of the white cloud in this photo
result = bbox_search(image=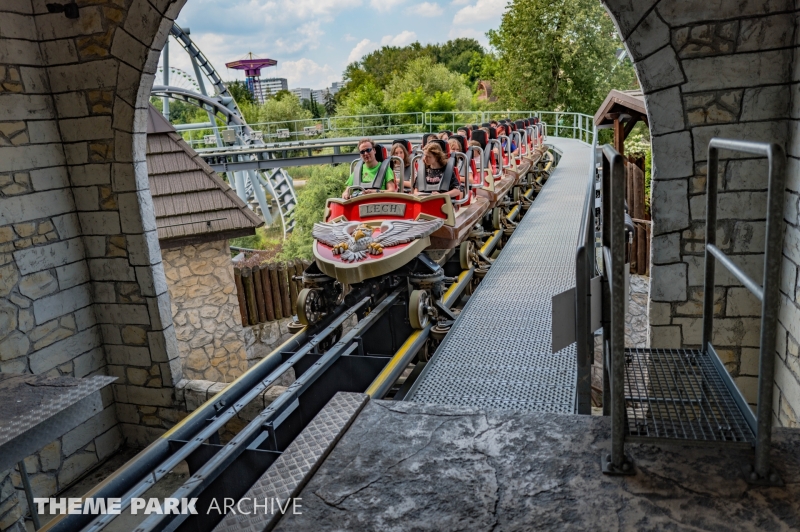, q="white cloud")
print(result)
[343,33,357,42]
[275,21,322,54]
[380,31,417,47]
[453,0,506,25]
[275,58,339,88]
[347,38,379,63]
[369,0,404,11]
[412,1,444,16]
[447,26,487,45]
[451,0,470,5]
